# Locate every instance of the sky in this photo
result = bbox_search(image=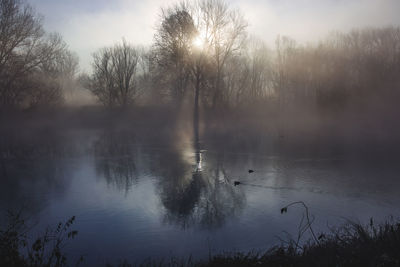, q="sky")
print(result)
[29,0,400,72]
